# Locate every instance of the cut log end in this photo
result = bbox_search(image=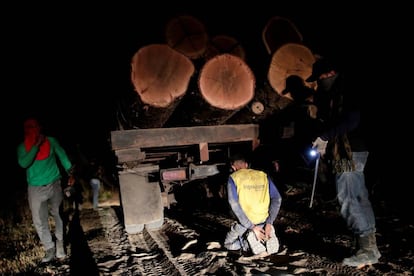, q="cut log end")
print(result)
[165,15,209,59]
[267,43,316,97]
[131,44,195,108]
[198,54,255,110]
